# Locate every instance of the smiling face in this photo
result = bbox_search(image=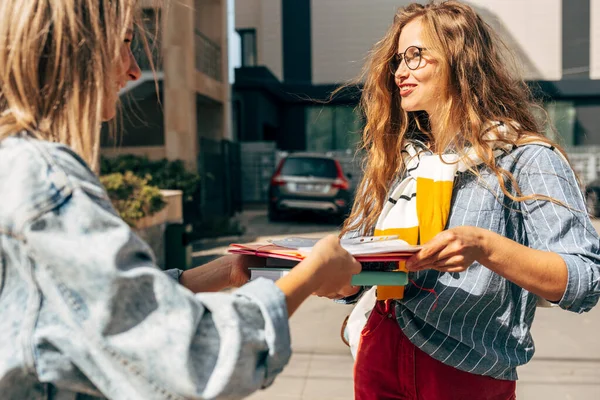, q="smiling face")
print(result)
[392,18,445,116]
[101,27,142,121]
